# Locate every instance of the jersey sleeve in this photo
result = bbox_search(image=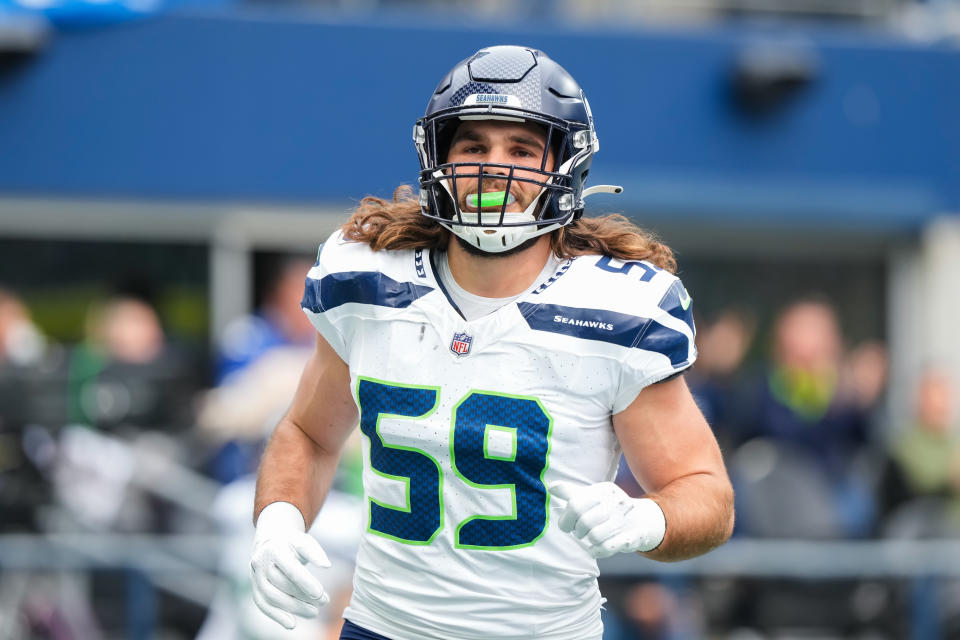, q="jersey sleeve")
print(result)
[612,276,697,414]
[300,235,350,362]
